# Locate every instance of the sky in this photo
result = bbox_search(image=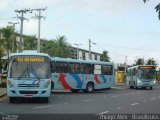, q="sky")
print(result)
[1,0,160,65]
